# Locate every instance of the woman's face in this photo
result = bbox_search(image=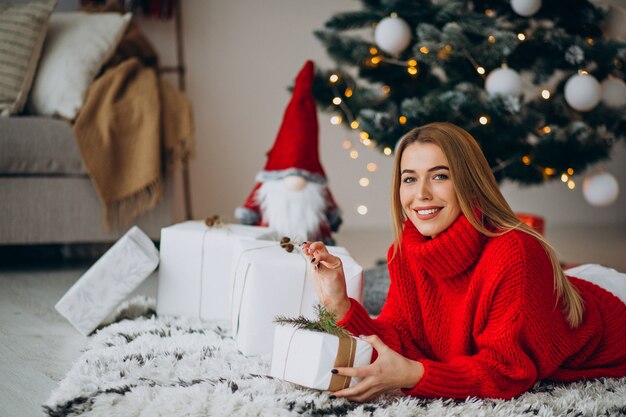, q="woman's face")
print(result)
[399,142,461,238]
